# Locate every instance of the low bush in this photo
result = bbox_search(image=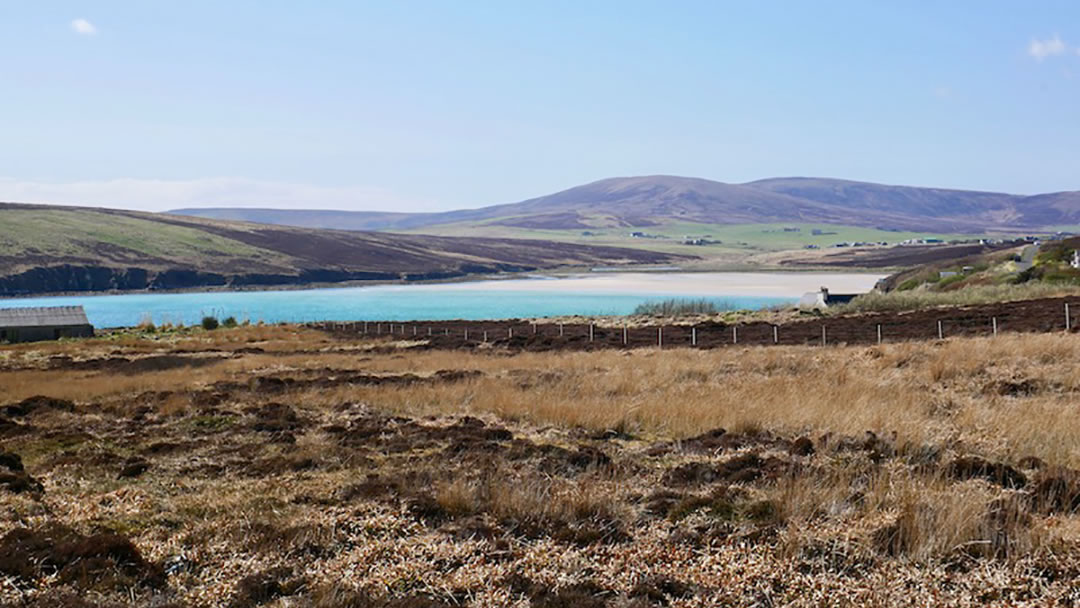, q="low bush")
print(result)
[201,316,220,330]
[633,298,724,316]
[136,314,156,333]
